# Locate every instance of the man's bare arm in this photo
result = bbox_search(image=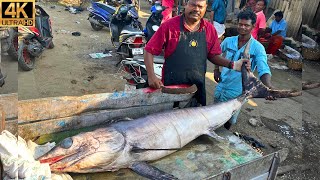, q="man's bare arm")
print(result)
[260,73,274,89]
[144,51,155,77]
[209,55,232,67]
[272,30,282,36]
[144,50,163,88]
[209,55,251,71]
